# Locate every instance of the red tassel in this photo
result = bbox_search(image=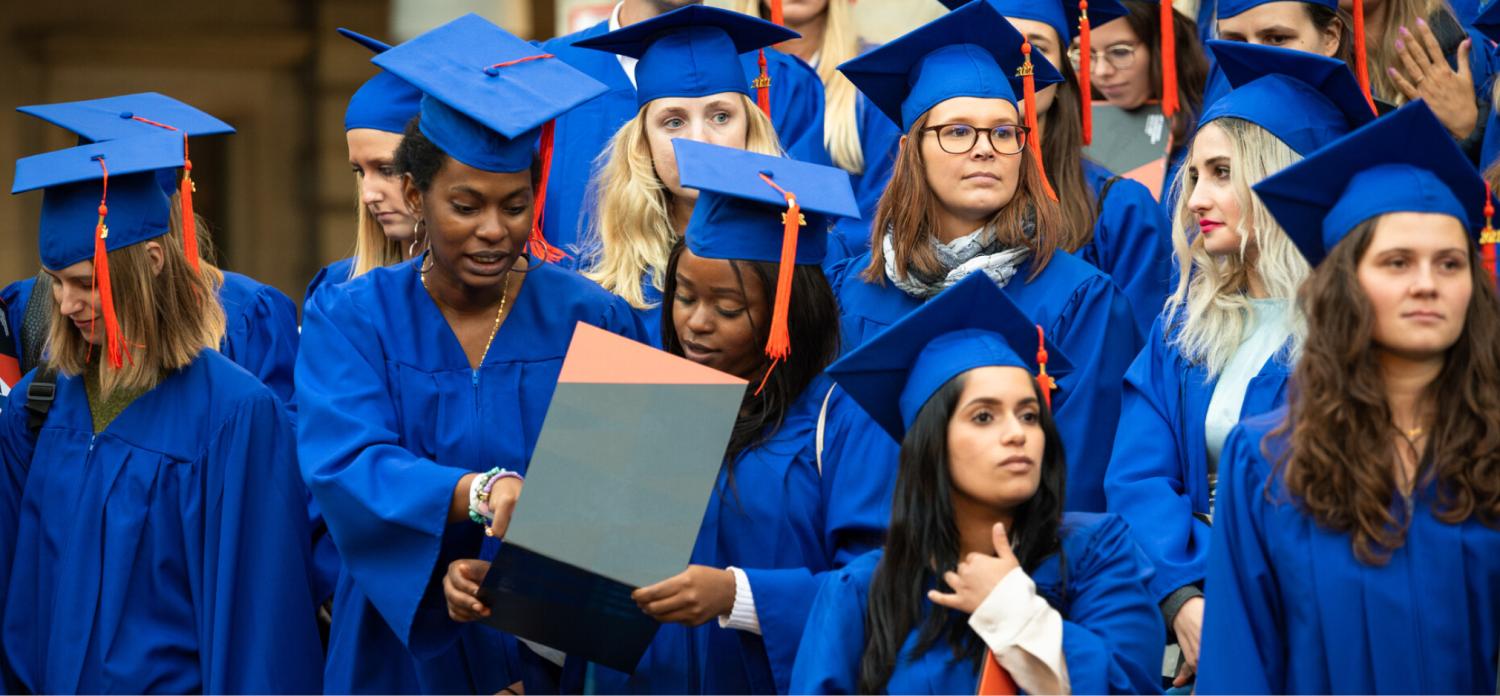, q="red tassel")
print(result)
[90,158,129,369]
[769,0,785,25]
[752,172,802,397]
[1034,325,1056,409]
[1020,41,1058,202]
[978,651,1019,695]
[528,120,567,263]
[1352,0,1376,114]
[1483,182,1498,288]
[755,49,772,118]
[1159,0,1179,118]
[1079,0,1094,145]
[178,134,201,274]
